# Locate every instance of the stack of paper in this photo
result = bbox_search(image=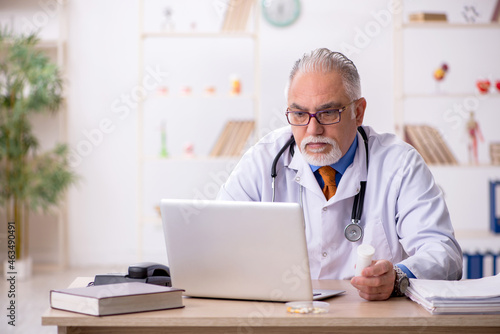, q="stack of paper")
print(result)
[406,274,500,315]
